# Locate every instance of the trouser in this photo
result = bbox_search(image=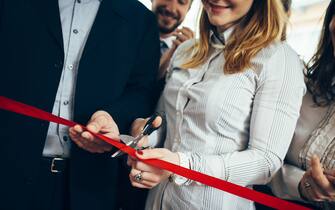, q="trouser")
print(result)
[31,157,70,210]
